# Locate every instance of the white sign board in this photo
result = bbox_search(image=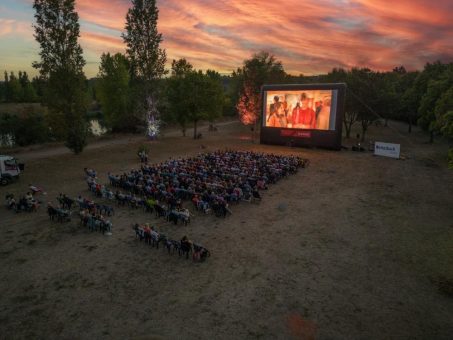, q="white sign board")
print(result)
[374,142,400,159]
